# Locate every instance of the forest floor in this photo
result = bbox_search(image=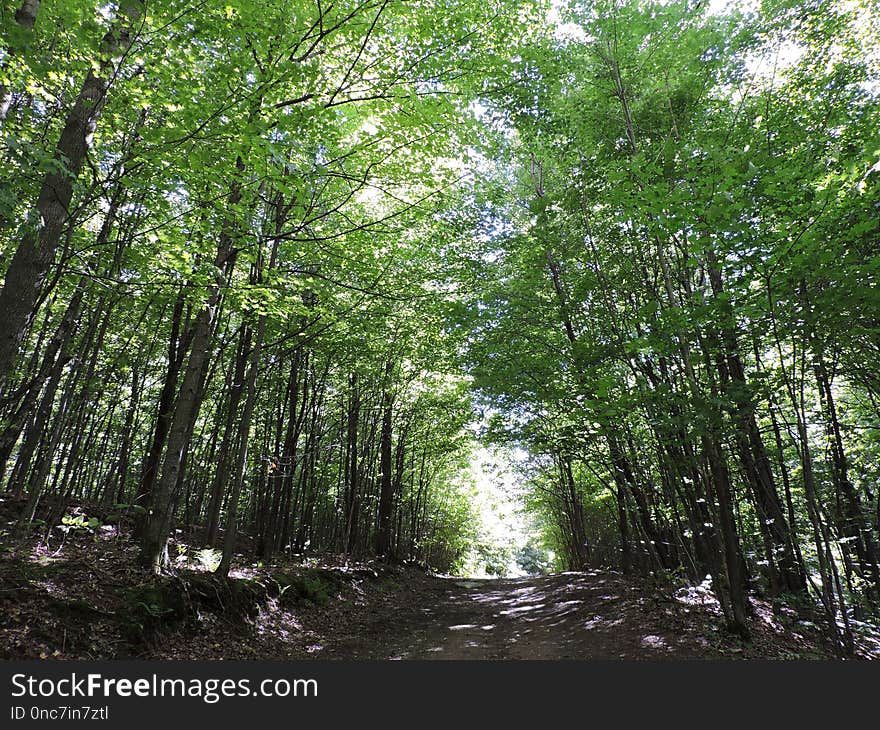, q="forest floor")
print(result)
[1,498,876,660]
